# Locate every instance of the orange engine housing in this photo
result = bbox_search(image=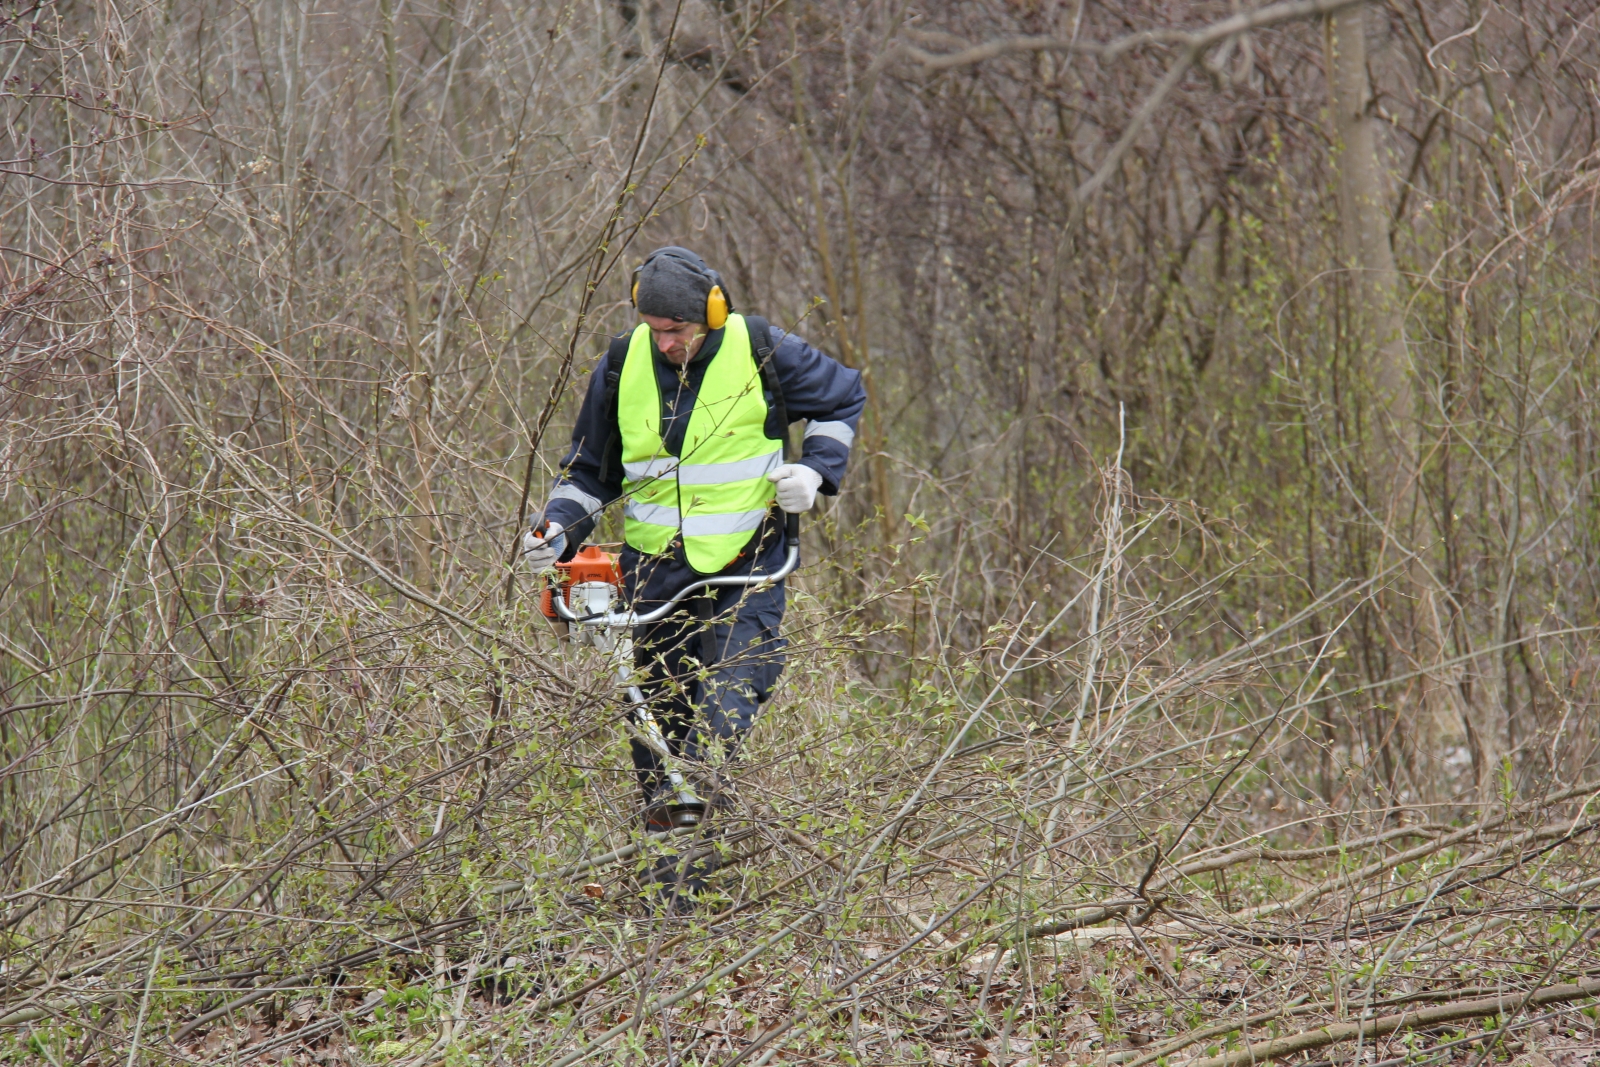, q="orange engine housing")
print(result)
[539,546,622,619]
[562,545,623,586]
